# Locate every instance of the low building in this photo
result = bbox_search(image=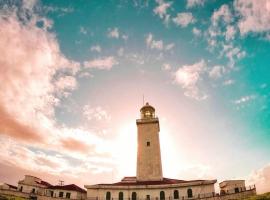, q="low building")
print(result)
[0,183,17,191]
[17,175,51,195]
[45,184,86,200]
[219,180,256,200]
